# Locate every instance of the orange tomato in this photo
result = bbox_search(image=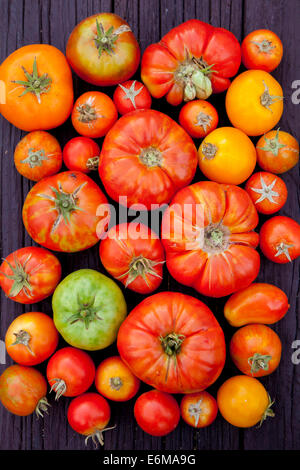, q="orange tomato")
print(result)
[179,100,218,138]
[229,324,282,377]
[241,29,283,72]
[245,172,288,214]
[180,391,218,428]
[198,127,256,184]
[225,70,283,136]
[217,375,274,428]
[256,129,299,174]
[0,44,73,131]
[95,356,140,402]
[71,91,118,138]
